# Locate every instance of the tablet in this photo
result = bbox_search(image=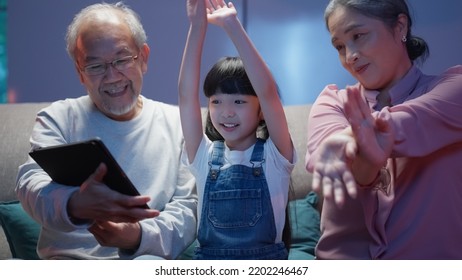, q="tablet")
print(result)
[29,138,148,208]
